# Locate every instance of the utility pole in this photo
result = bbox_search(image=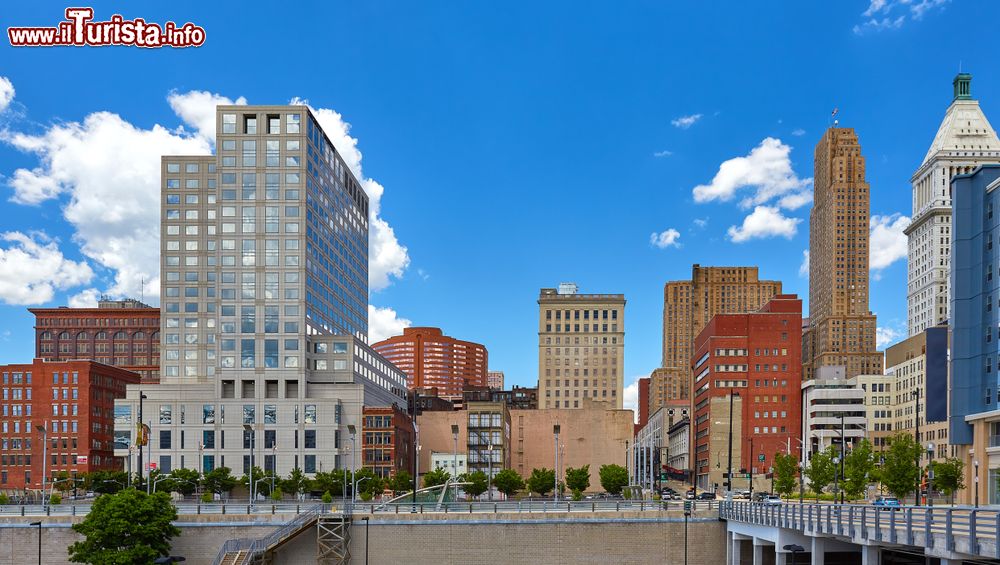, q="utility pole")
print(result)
[839,413,846,504]
[726,390,738,497]
[913,389,921,505]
